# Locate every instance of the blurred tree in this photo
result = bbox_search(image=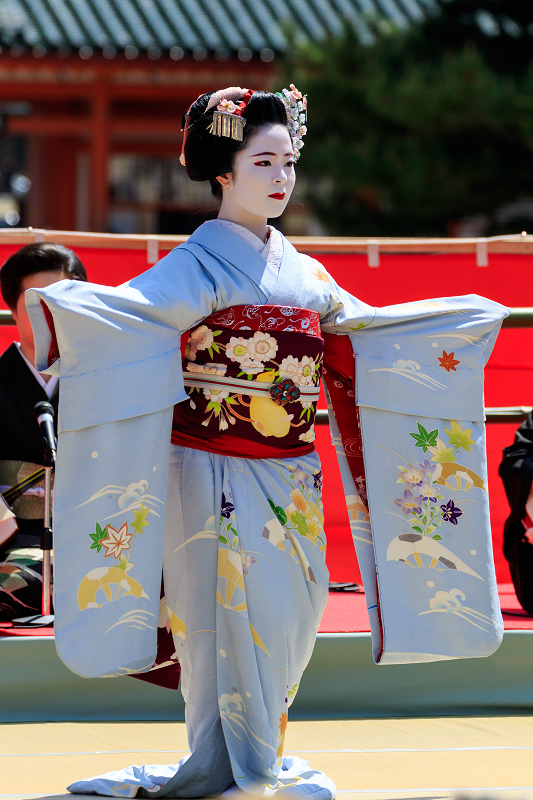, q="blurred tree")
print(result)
[286,1,533,236]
